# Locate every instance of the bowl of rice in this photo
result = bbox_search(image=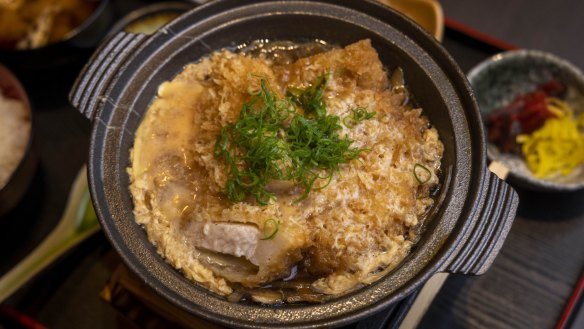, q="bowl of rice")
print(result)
[0,64,35,216]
